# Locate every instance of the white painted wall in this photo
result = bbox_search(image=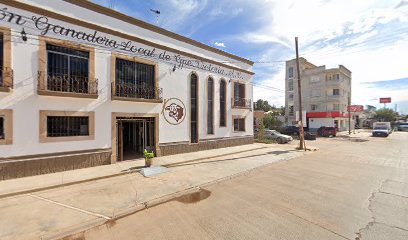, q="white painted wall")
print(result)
[308,118,334,129]
[0,2,253,158]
